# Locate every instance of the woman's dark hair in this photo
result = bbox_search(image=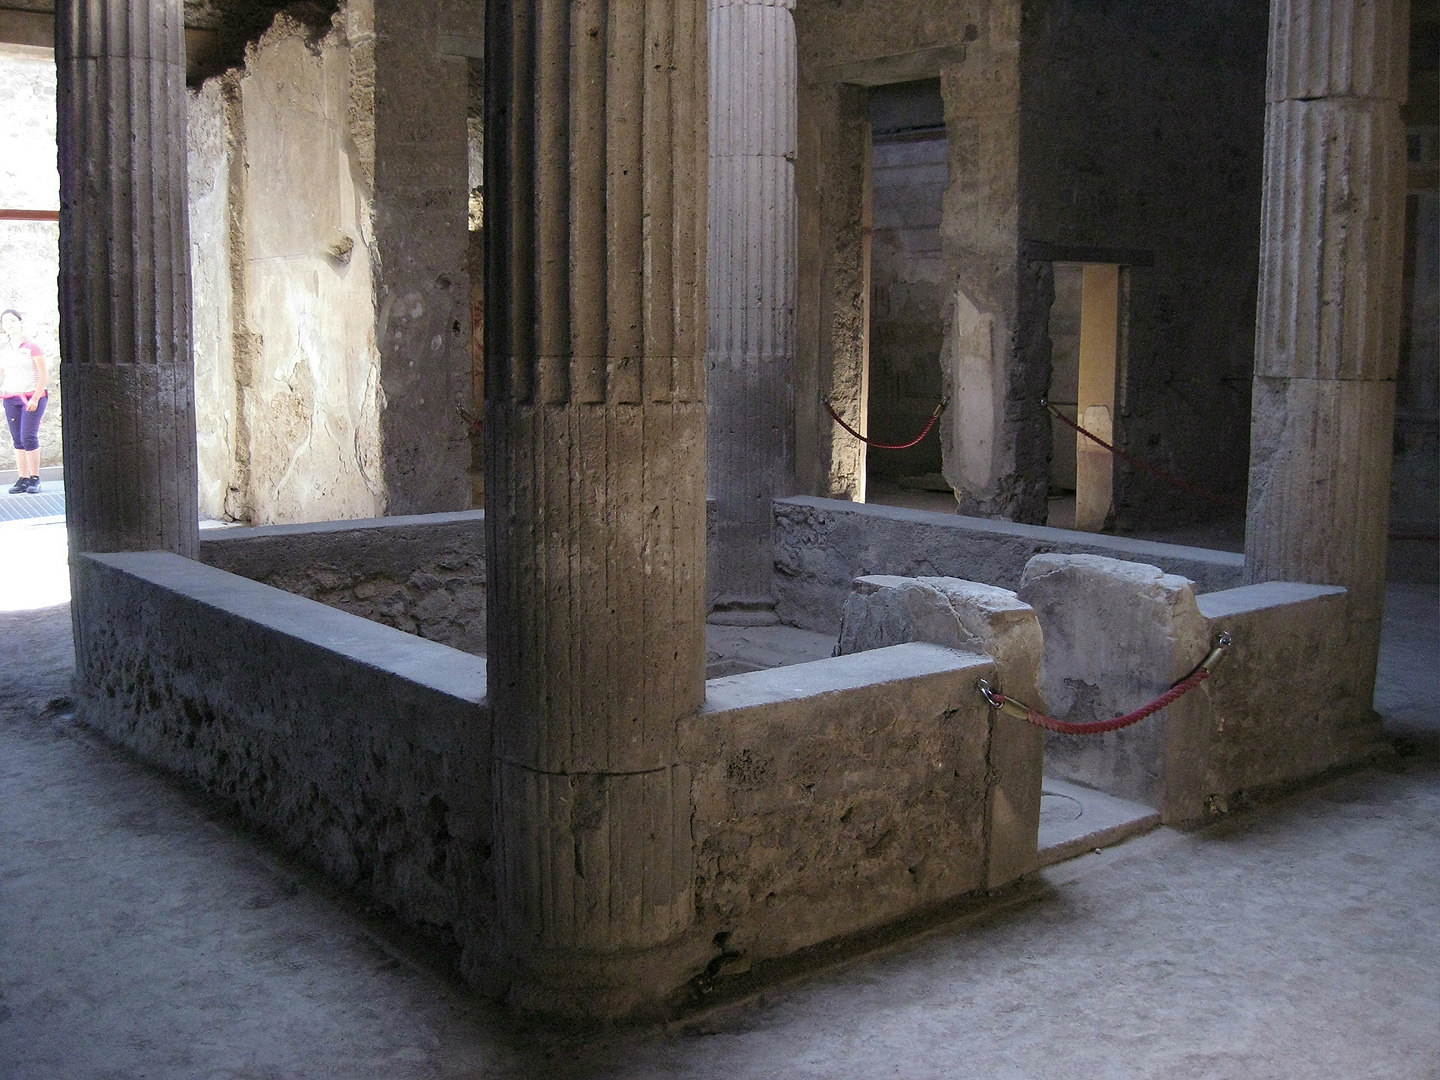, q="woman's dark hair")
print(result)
[0,309,22,323]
